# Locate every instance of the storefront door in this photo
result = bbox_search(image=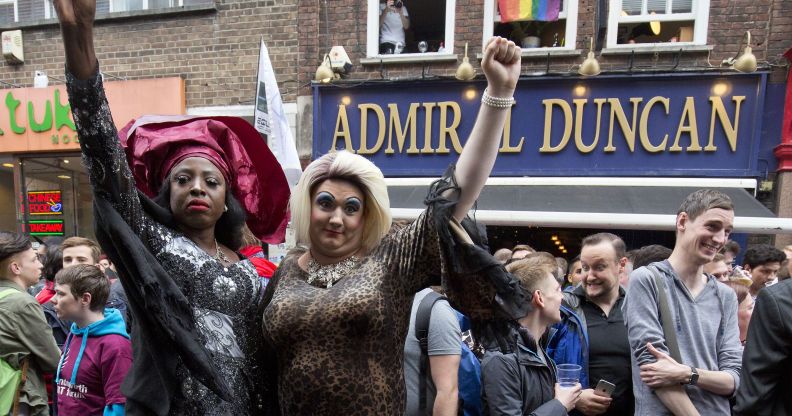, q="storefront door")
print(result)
[18,154,94,240]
